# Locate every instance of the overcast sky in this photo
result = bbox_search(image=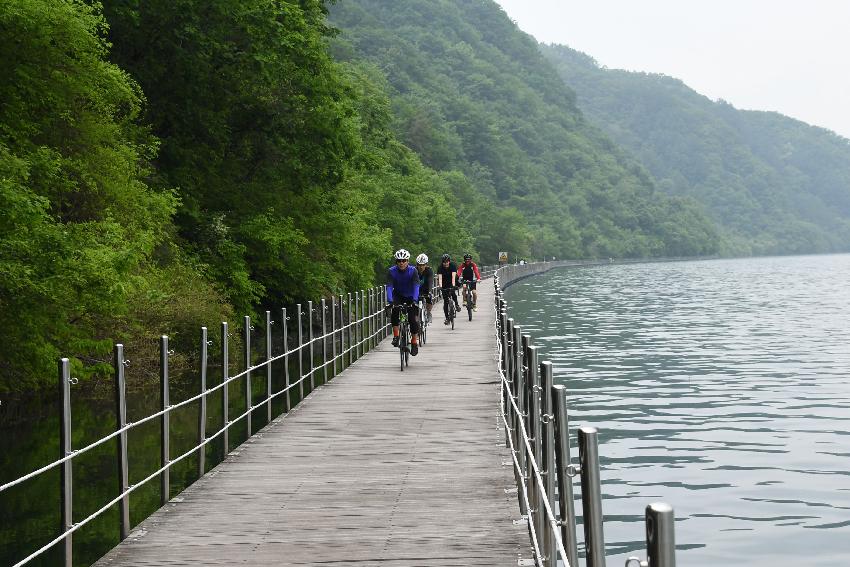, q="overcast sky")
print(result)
[495,0,850,140]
